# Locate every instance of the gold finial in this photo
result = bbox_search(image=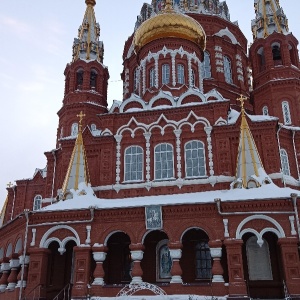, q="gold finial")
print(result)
[85,0,96,6]
[237,94,248,111]
[164,0,173,12]
[77,111,86,131]
[7,182,13,188]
